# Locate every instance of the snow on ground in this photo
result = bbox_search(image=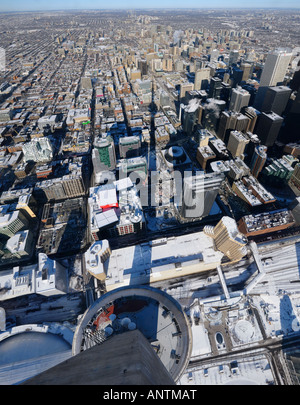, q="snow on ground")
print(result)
[251,293,300,338]
[189,305,211,357]
[179,353,274,385]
